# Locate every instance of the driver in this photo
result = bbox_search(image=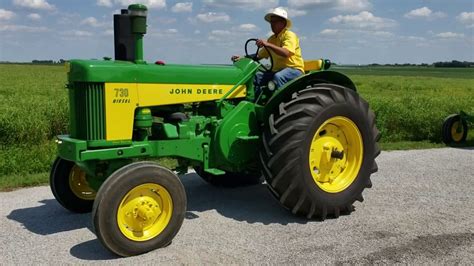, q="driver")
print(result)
[232,7,305,93]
